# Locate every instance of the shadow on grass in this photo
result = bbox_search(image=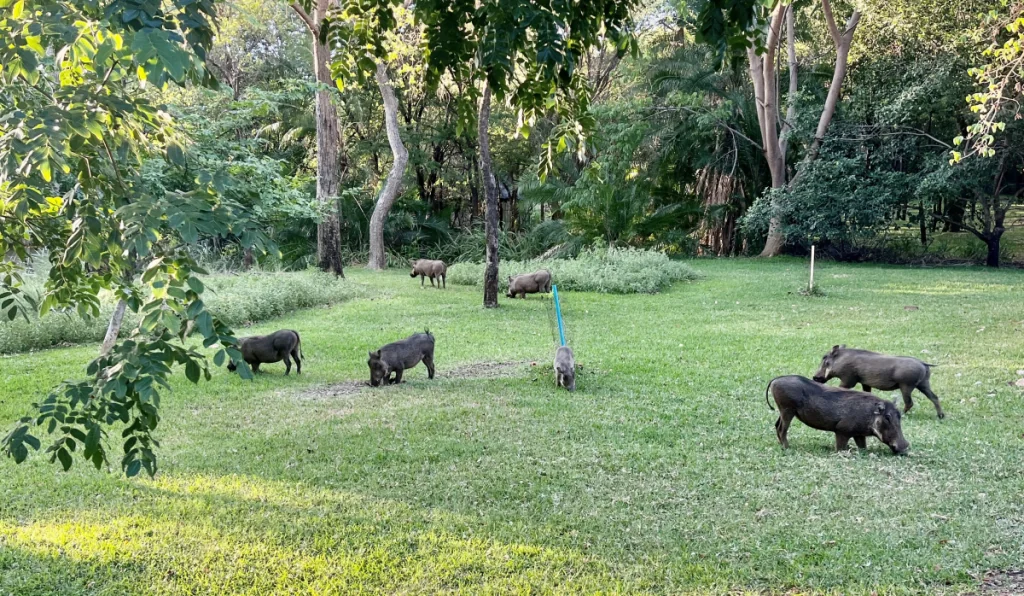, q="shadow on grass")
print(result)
[0,473,645,595]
